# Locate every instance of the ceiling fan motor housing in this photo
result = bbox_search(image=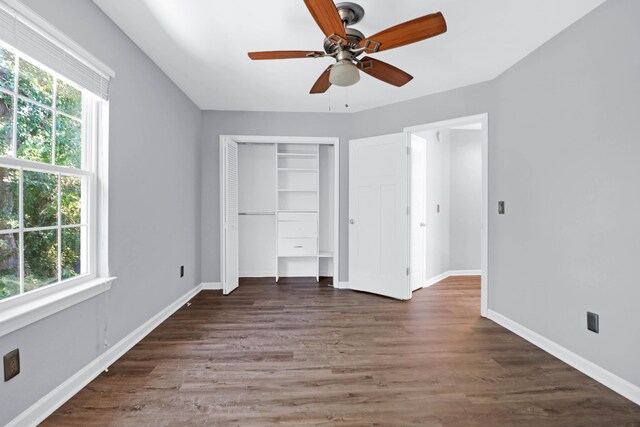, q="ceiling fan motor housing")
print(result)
[323,27,365,56]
